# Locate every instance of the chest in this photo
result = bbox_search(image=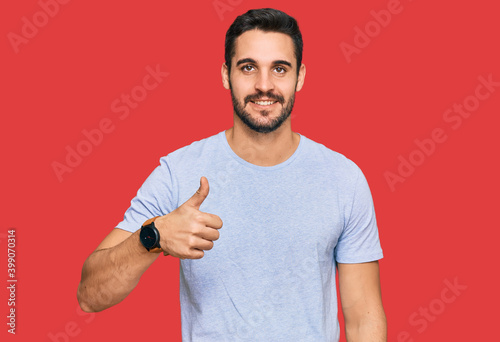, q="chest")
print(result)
[195,166,345,264]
